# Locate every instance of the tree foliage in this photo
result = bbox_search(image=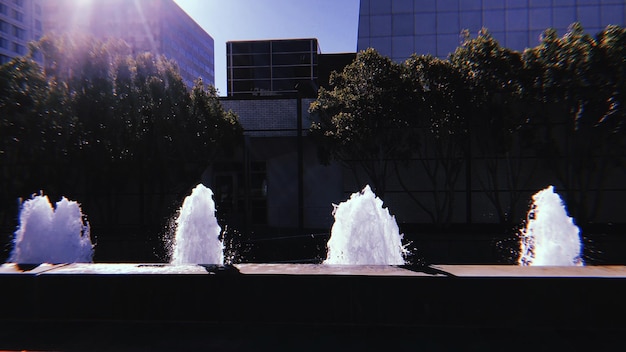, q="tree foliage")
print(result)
[401,54,470,224]
[522,23,626,222]
[0,34,242,236]
[309,48,413,196]
[450,29,534,223]
[310,23,626,225]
